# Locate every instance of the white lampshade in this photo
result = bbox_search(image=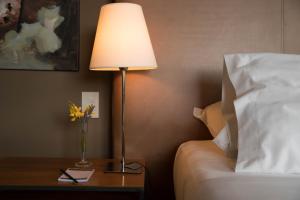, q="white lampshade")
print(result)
[90,3,157,71]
